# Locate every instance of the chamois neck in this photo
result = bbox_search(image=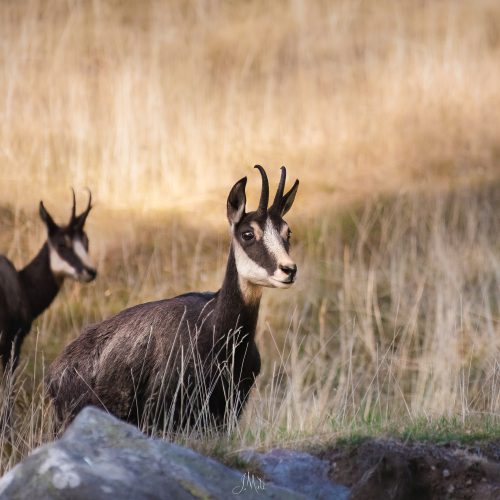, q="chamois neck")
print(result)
[19,243,62,320]
[214,244,262,341]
